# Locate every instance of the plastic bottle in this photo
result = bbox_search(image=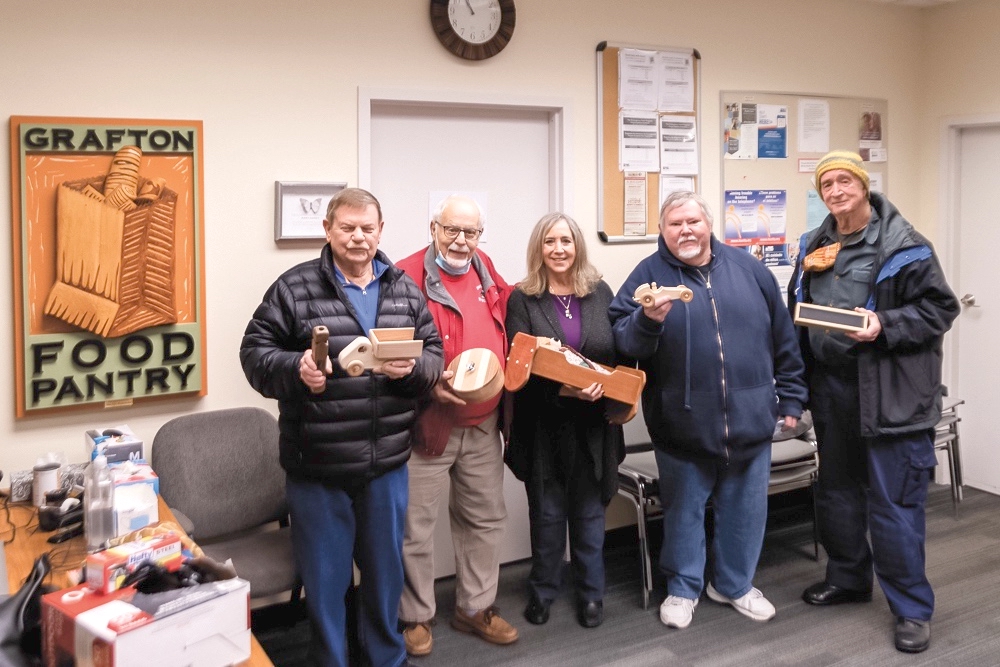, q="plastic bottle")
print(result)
[84,454,115,552]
